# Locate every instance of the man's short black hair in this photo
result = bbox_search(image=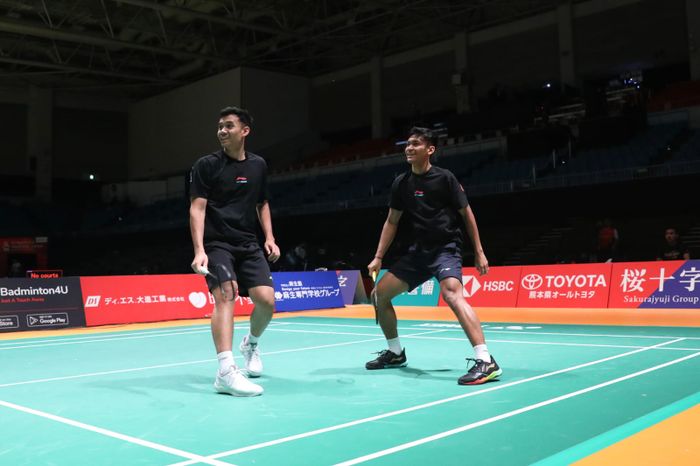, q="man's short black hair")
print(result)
[220,106,253,127]
[408,126,437,147]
